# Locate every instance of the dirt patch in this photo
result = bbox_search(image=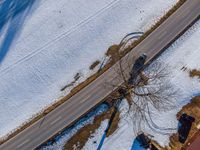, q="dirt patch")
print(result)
[63,107,120,150]
[89,60,100,70]
[0,0,188,145]
[189,69,200,78]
